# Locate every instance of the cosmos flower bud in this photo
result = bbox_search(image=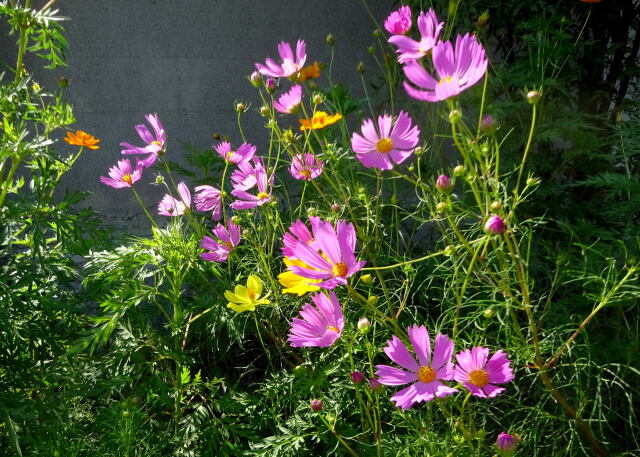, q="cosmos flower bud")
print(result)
[496,432,521,457]
[250,71,262,87]
[231,215,242,225]
[449,109,462,123]
[483,307,495,318]
[235,102,247,112]
[306,207,317,217]
[368,46,376,55]
[444,245,455,256]
[526,176,541,186]
[413,146,423,156]
[357,61,366,73]
[480,114,496,134]
[265,78,277,93]
[484,215,505,235]
[242,229,251,238]
[259,105,270,117]
[373,28,382,38]
[351,371,366,384]
[325,33,336,46]
[453,164,465,176]
[155,174,165,185]
[357,317,371,334]
[367,377,383,391]
[490,201,503,212]
[331,202,341,212]
[390,194,398,205]
[283,129,297,144]
[526,90,541,104]
[476,11,489,28]
[436,174,453,192]
[360,274,373,284]
[436,201,447,212]
[310,399,324,412]
[58,76,69,88]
